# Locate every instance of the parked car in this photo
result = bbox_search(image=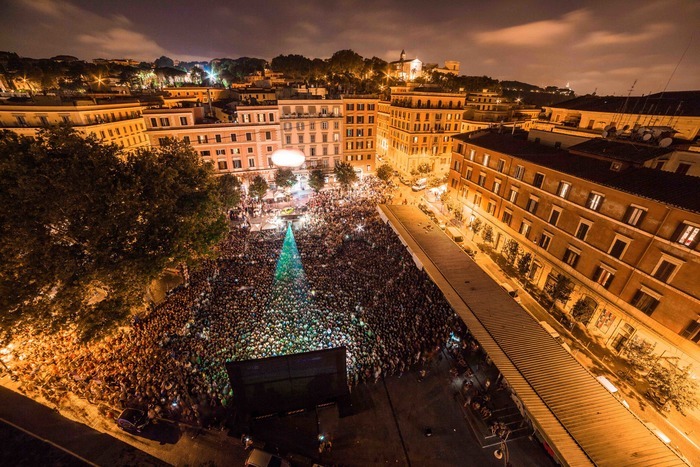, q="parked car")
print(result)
[116,408,149,433]
[245,449,291,467]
